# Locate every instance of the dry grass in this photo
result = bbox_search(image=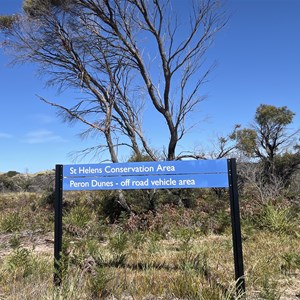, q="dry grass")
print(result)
[0,192,299,299]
